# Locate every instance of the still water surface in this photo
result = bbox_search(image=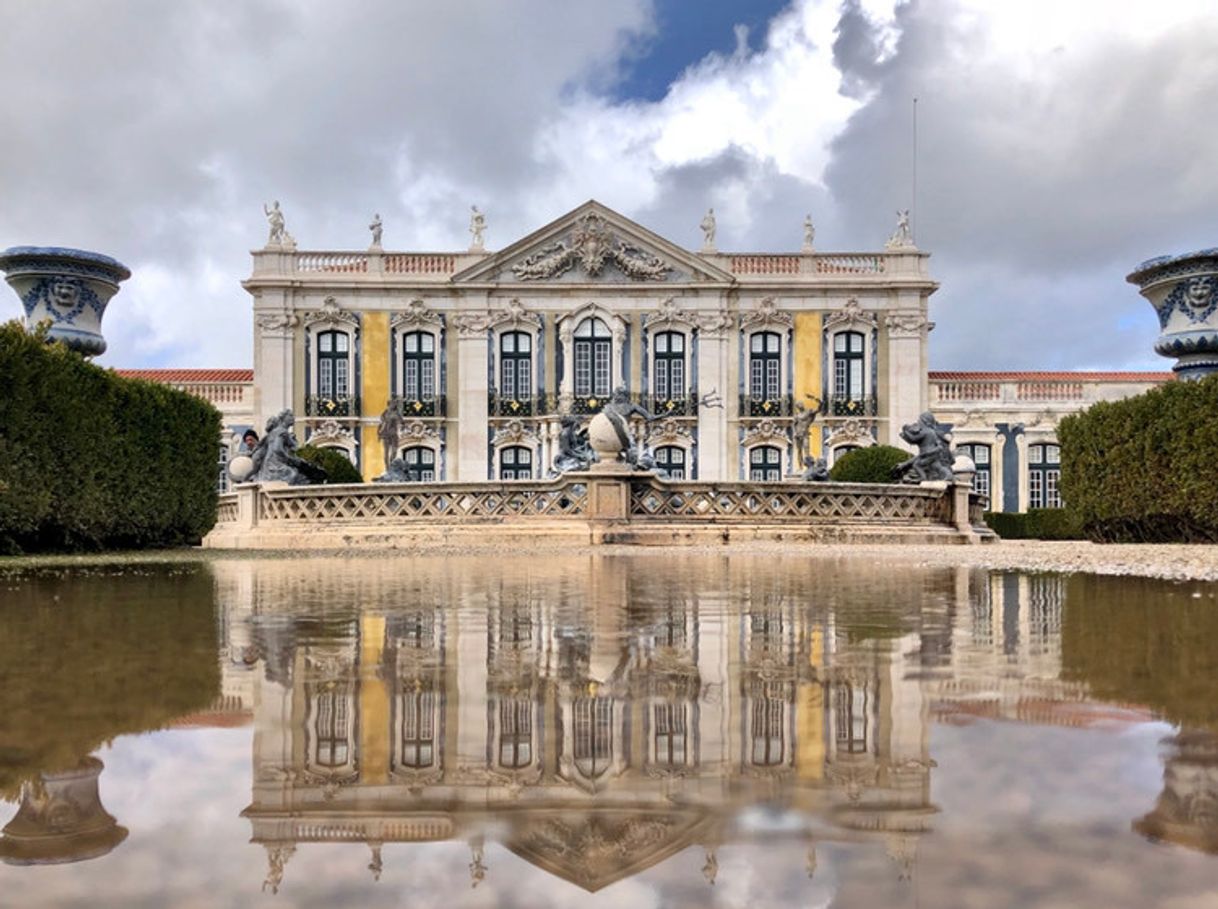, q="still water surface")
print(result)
[1,553,1216,907]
